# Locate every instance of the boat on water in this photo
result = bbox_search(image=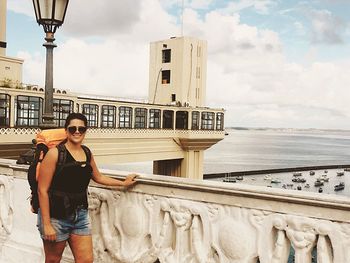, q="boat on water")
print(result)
[292,177,306,183]
[334,182,345,191]
[309,171,315,176]
[293,172,302,176]
[271,179,281,184]
[314,180,324,187]
[320,174,329,182]
[337,172,345,176]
